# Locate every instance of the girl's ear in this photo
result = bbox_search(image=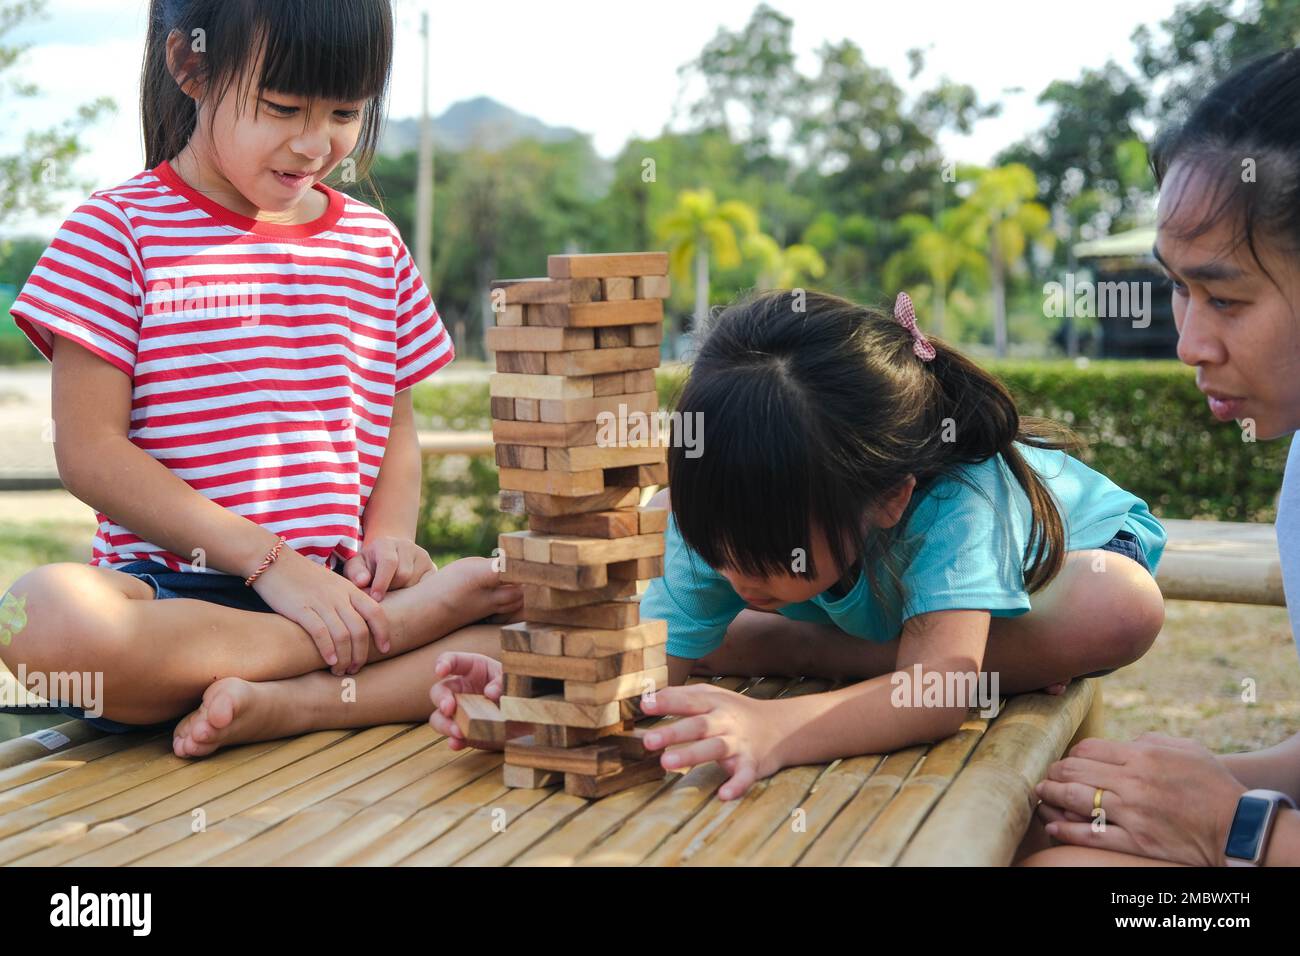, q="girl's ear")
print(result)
[166,28,204,100]
[873,475,917,529]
